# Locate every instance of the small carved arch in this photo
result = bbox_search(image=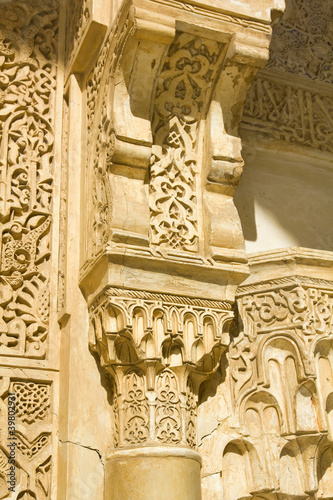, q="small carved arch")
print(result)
[222,439,264,500]
[242,390,282,437]
[257,334,307,384]
[279,440,306,496]
[152,308,166,354]
[317,439,333,498]
[295,380,321,433]
[169,307,181,335]
[202,315,217,352]
[139,332,156,358]
[326,393,333,440]
[191,338,205,364]
[103,304,125,333]
[183,312,198,357]
[162,339,184,367]
[114,335,138,363]
[132,307,148,345]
